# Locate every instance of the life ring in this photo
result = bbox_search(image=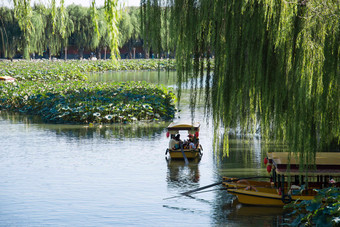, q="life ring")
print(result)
[281,194,292,204]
